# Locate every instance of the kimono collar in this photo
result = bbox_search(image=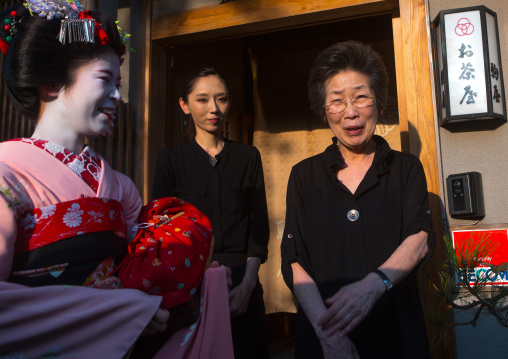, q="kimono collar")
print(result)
[323,135,393,176]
